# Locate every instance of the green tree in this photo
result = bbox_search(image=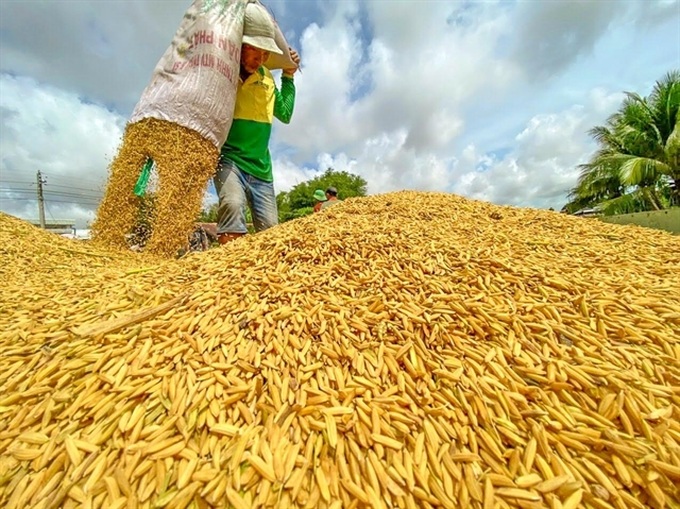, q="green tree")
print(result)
[565,70,679,214]
[279,168,368,221]
[276,191,292,221]
[200,168,368,225]
[198,202,255,232]
[198,203,219,223]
